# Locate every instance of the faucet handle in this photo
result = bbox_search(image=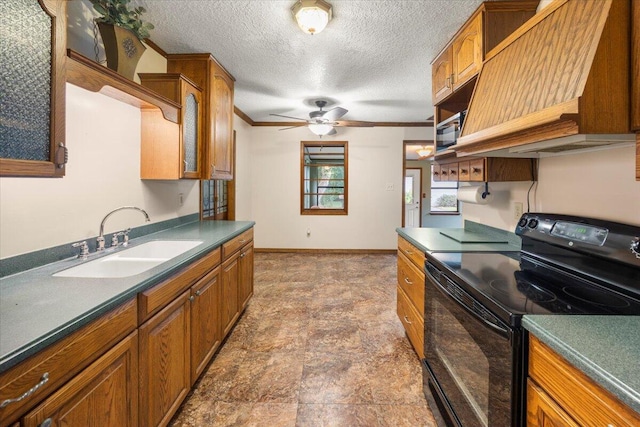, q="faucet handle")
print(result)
[122,228,131,247]
[111,231,126,248]
[72,241,89,259]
